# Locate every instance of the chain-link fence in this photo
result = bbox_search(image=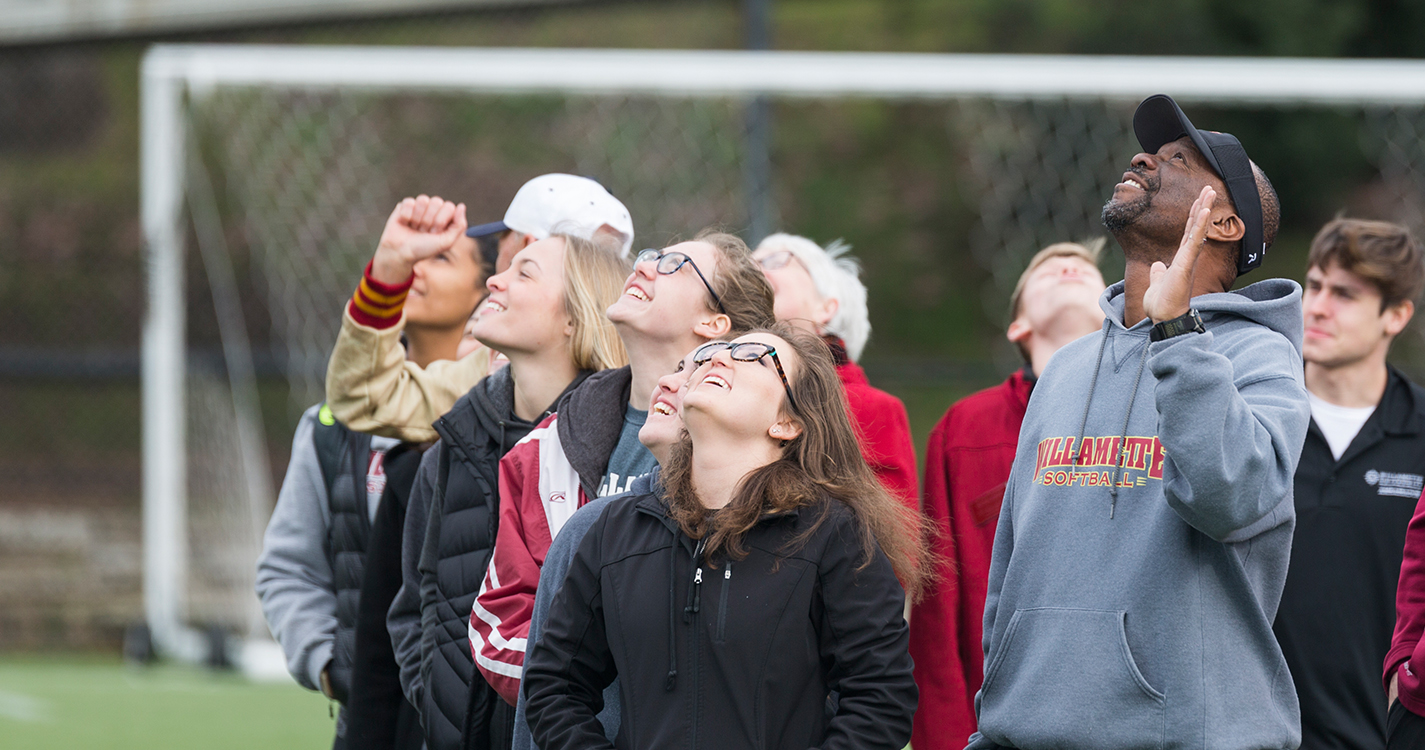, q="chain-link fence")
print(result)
[169,79,1425,640]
